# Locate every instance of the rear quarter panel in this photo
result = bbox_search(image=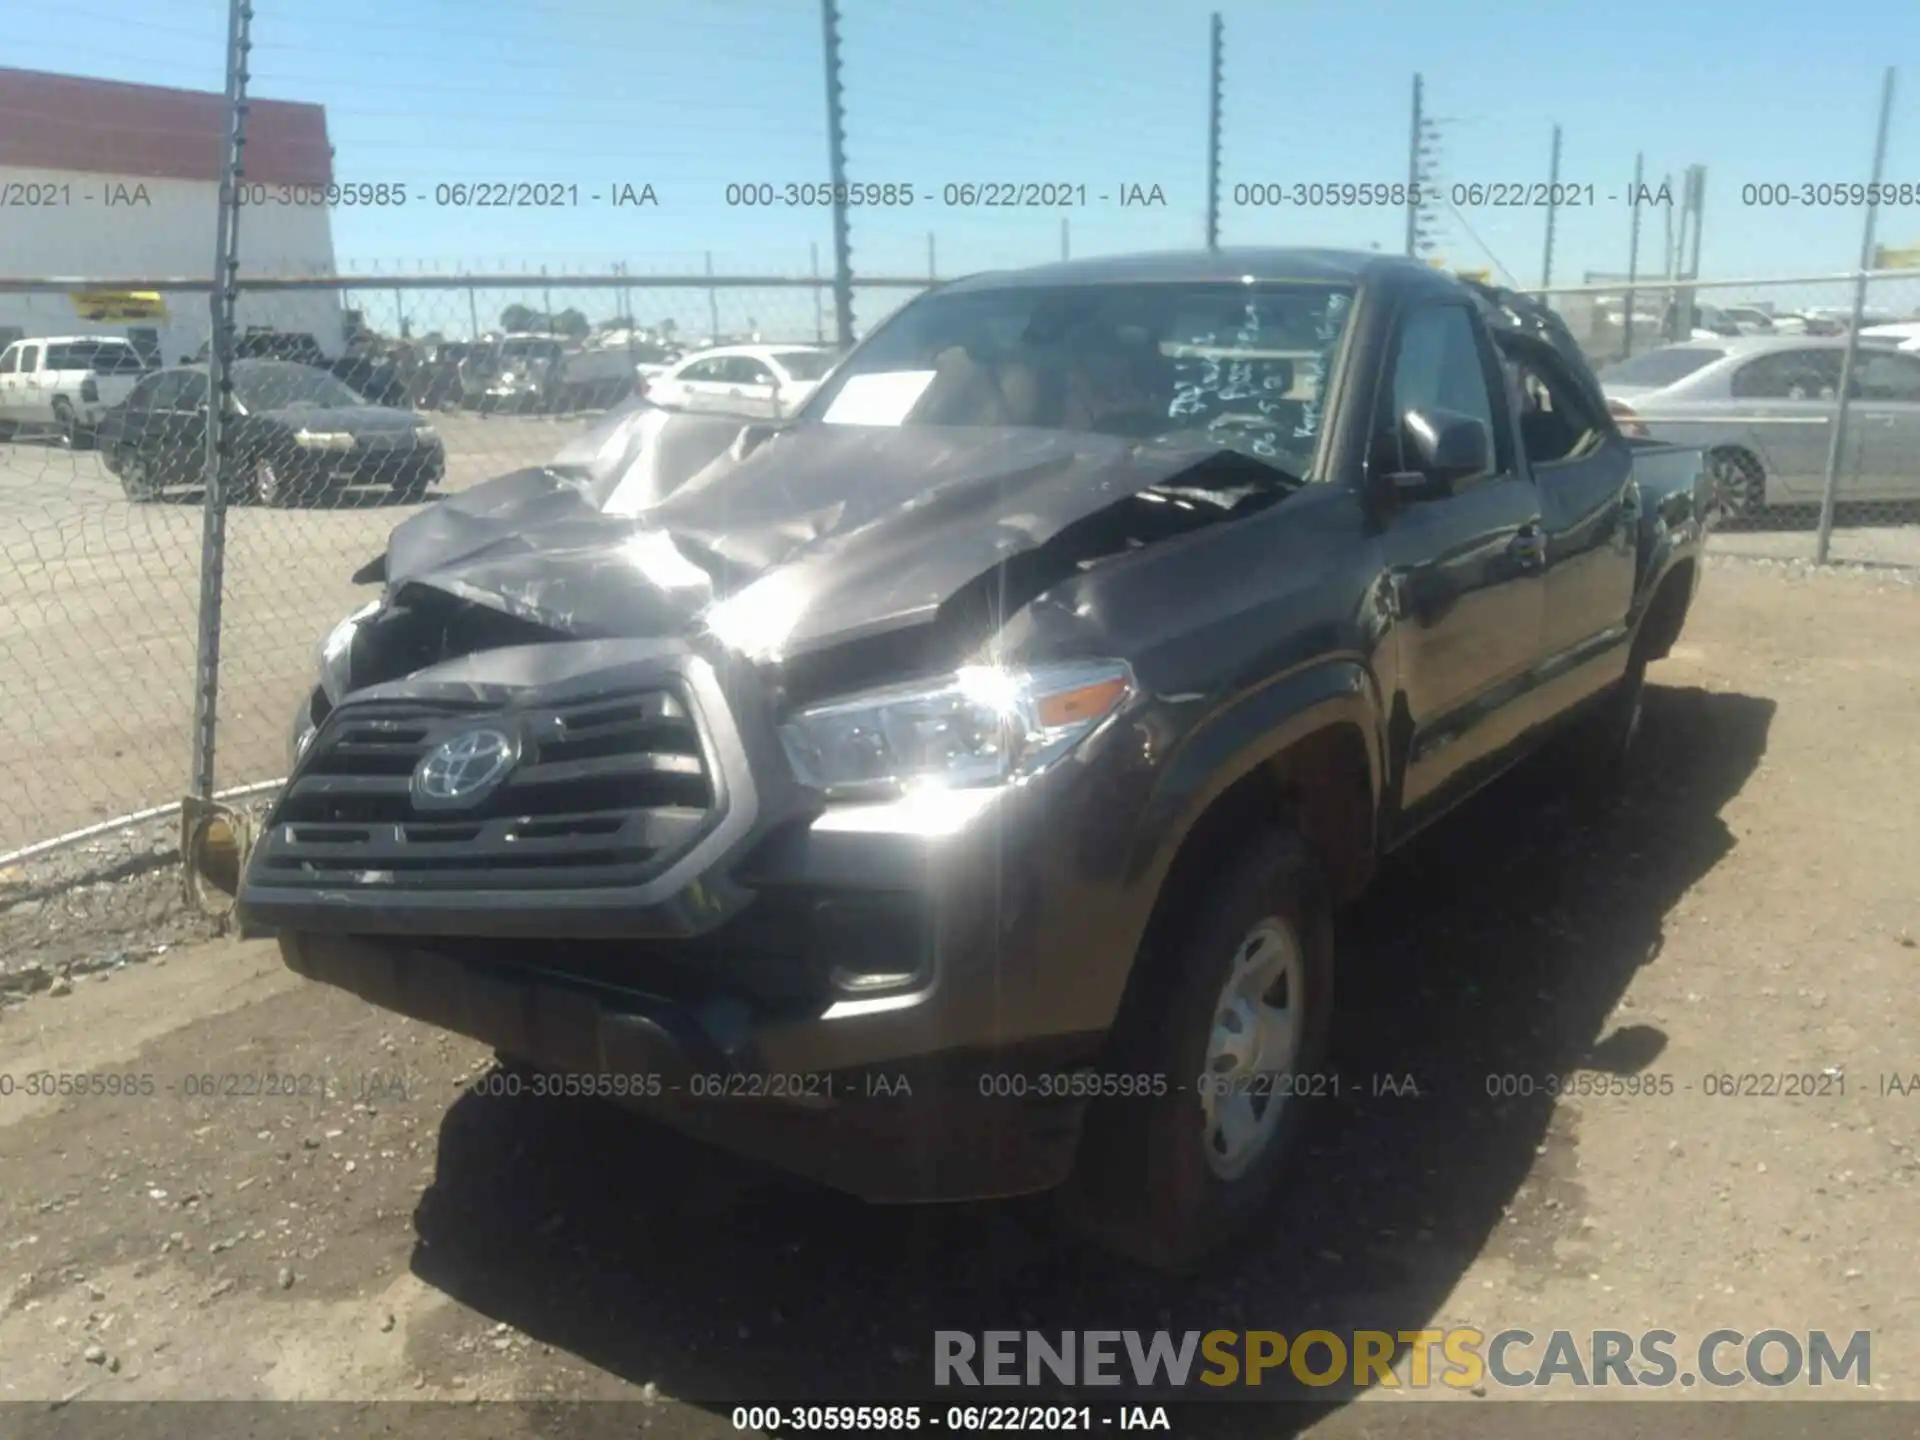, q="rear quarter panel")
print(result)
[1624,437,1709,622]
